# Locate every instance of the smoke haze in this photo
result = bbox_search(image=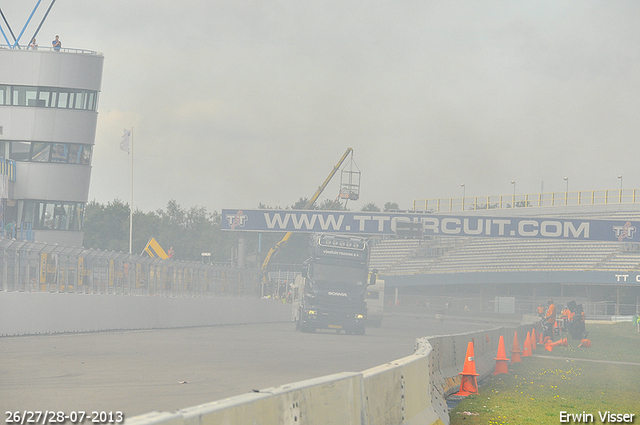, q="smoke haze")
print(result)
[3,1,640,212]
